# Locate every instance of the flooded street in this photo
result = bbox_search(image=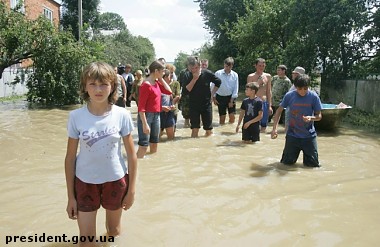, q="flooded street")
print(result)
[0,100,379,247]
